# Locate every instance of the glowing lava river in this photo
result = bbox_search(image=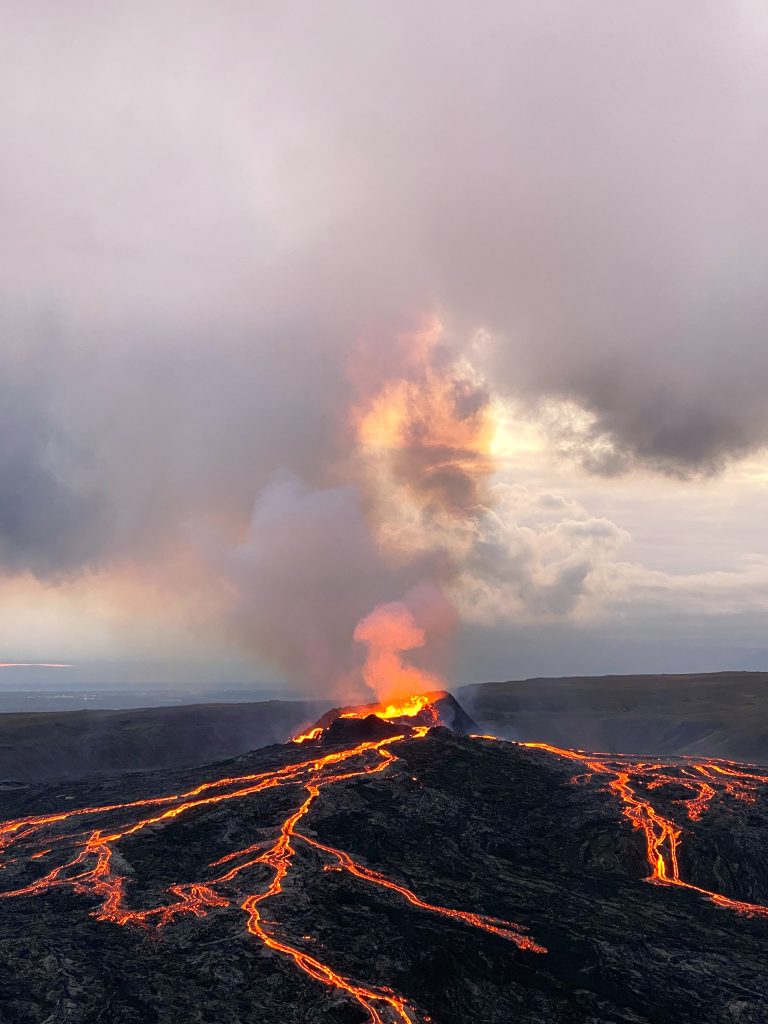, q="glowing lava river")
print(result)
[0,696,542,1024]
[1,695,768,1024]
[517,741,768,917]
